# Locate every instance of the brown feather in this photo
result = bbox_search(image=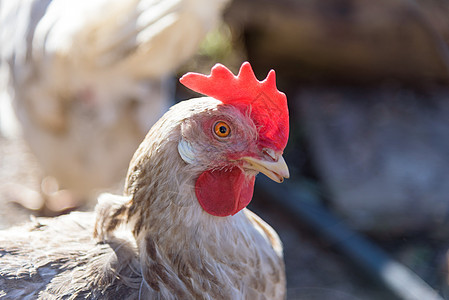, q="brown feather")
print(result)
[0,97,286,299]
